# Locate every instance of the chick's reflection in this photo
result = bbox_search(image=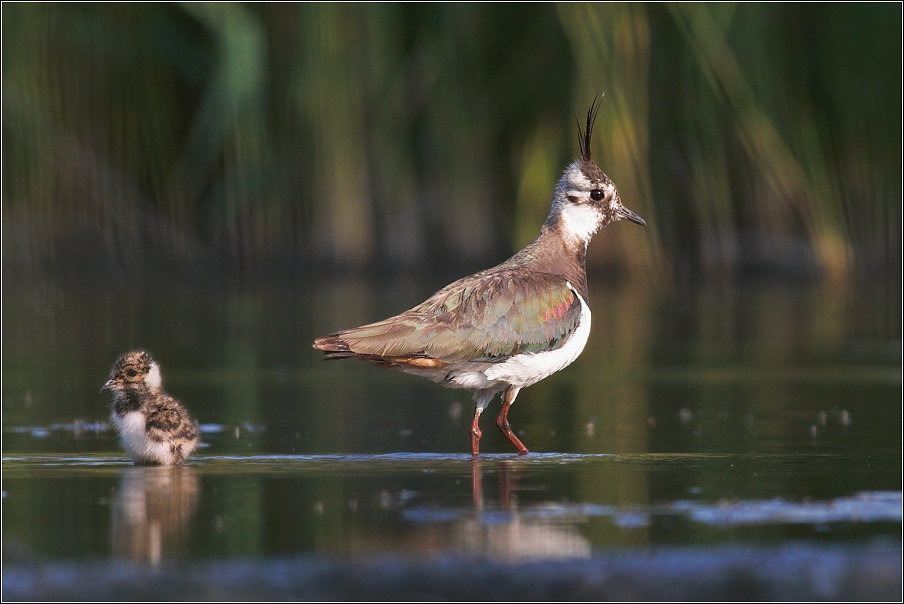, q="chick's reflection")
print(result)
[111,466,199,564]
